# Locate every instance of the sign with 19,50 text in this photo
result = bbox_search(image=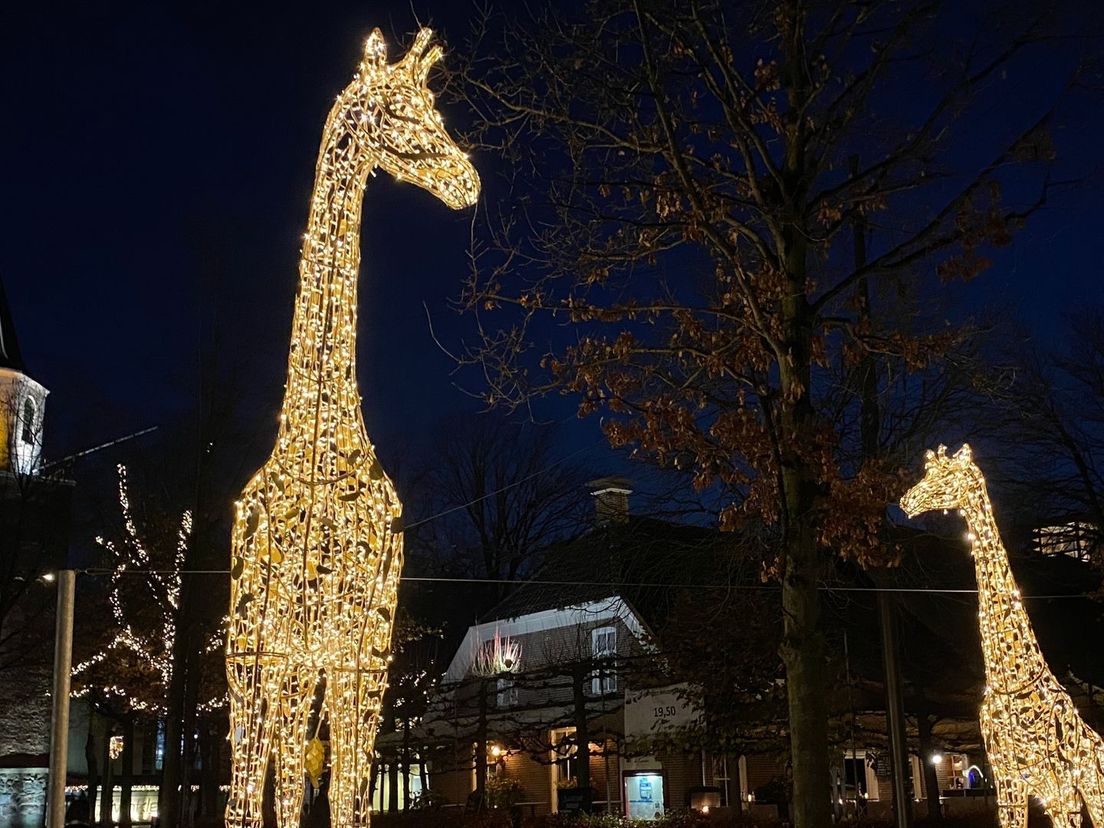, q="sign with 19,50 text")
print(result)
[624,684,699,739]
